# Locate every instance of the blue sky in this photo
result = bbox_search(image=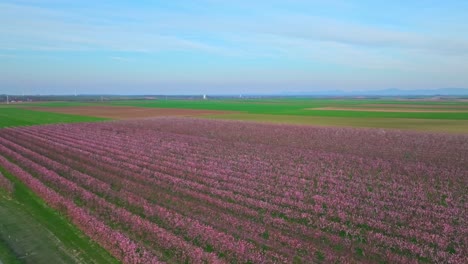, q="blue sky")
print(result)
[1,0,468,95]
